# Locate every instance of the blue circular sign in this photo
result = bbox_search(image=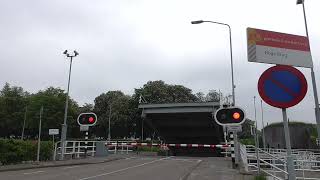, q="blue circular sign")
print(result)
[258,65,307,108]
